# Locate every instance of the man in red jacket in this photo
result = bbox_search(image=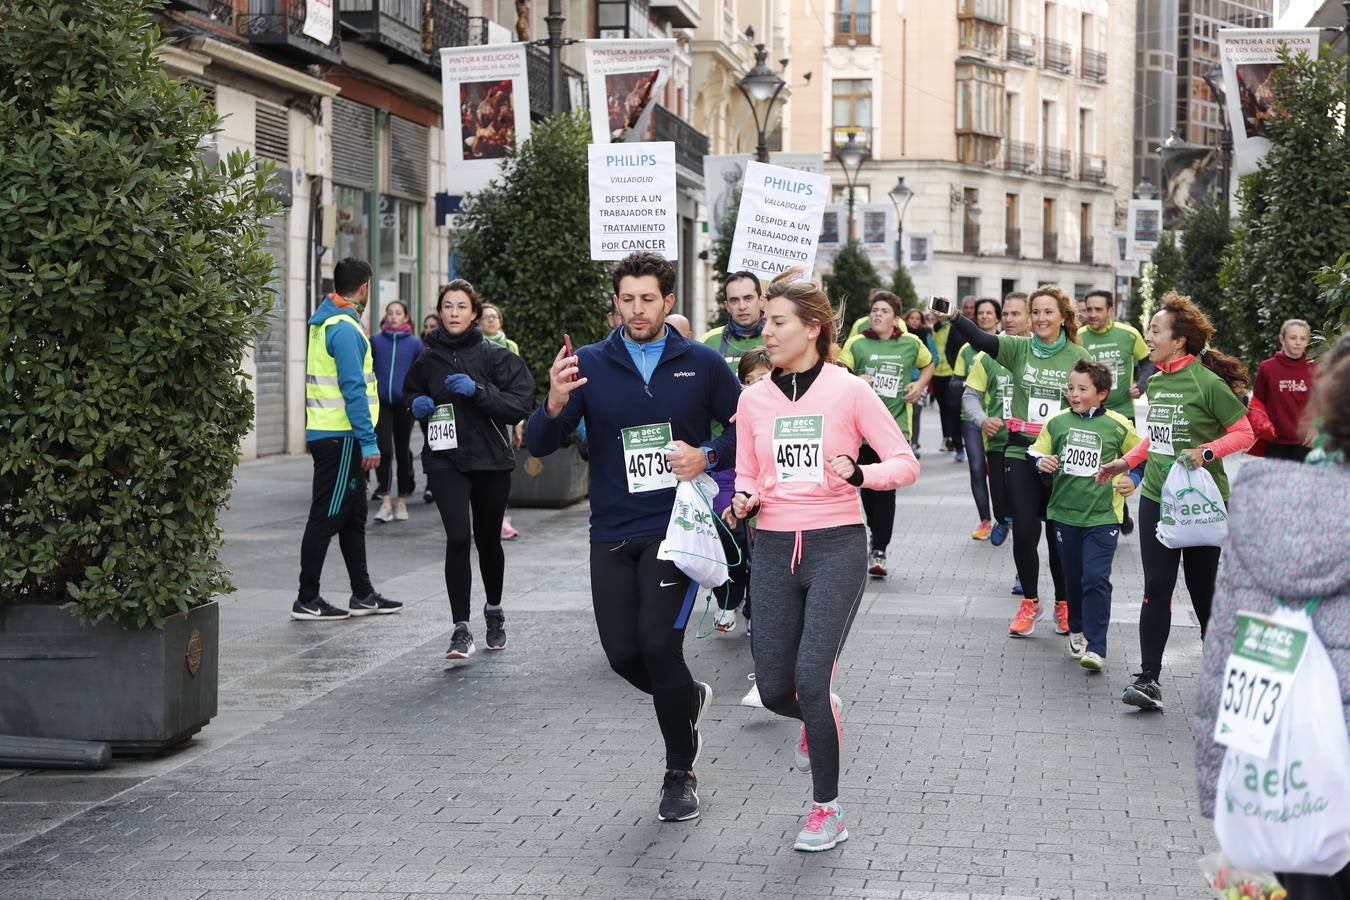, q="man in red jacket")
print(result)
[1253,318,1316,461]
